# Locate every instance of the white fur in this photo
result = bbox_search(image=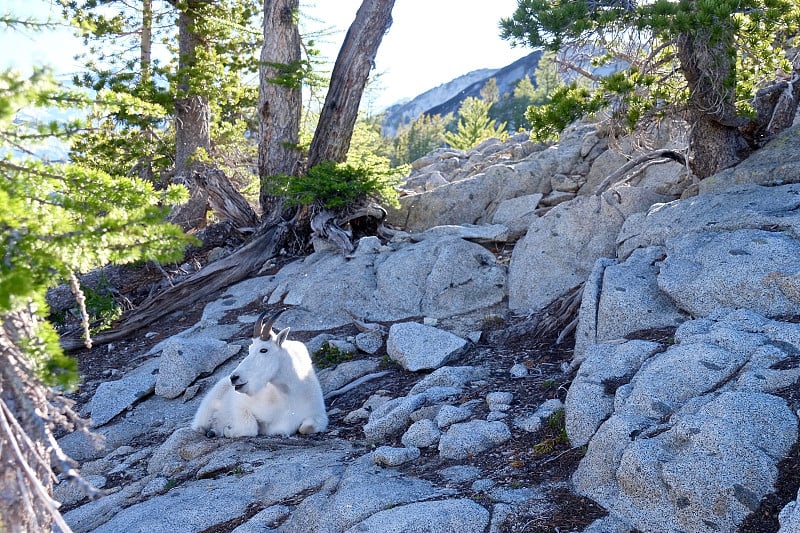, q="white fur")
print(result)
[191,327,328,438]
